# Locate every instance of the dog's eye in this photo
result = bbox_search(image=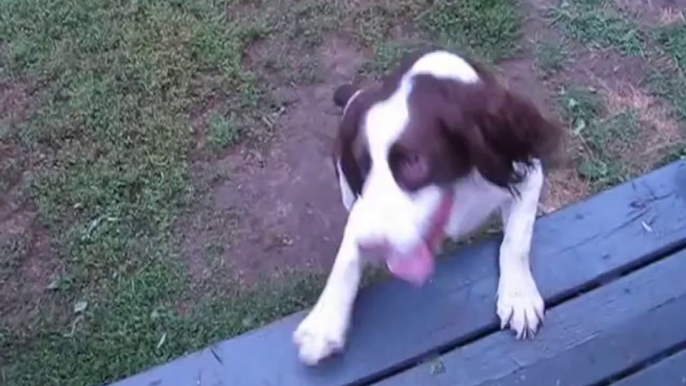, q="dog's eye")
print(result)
[391,151,429,190]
